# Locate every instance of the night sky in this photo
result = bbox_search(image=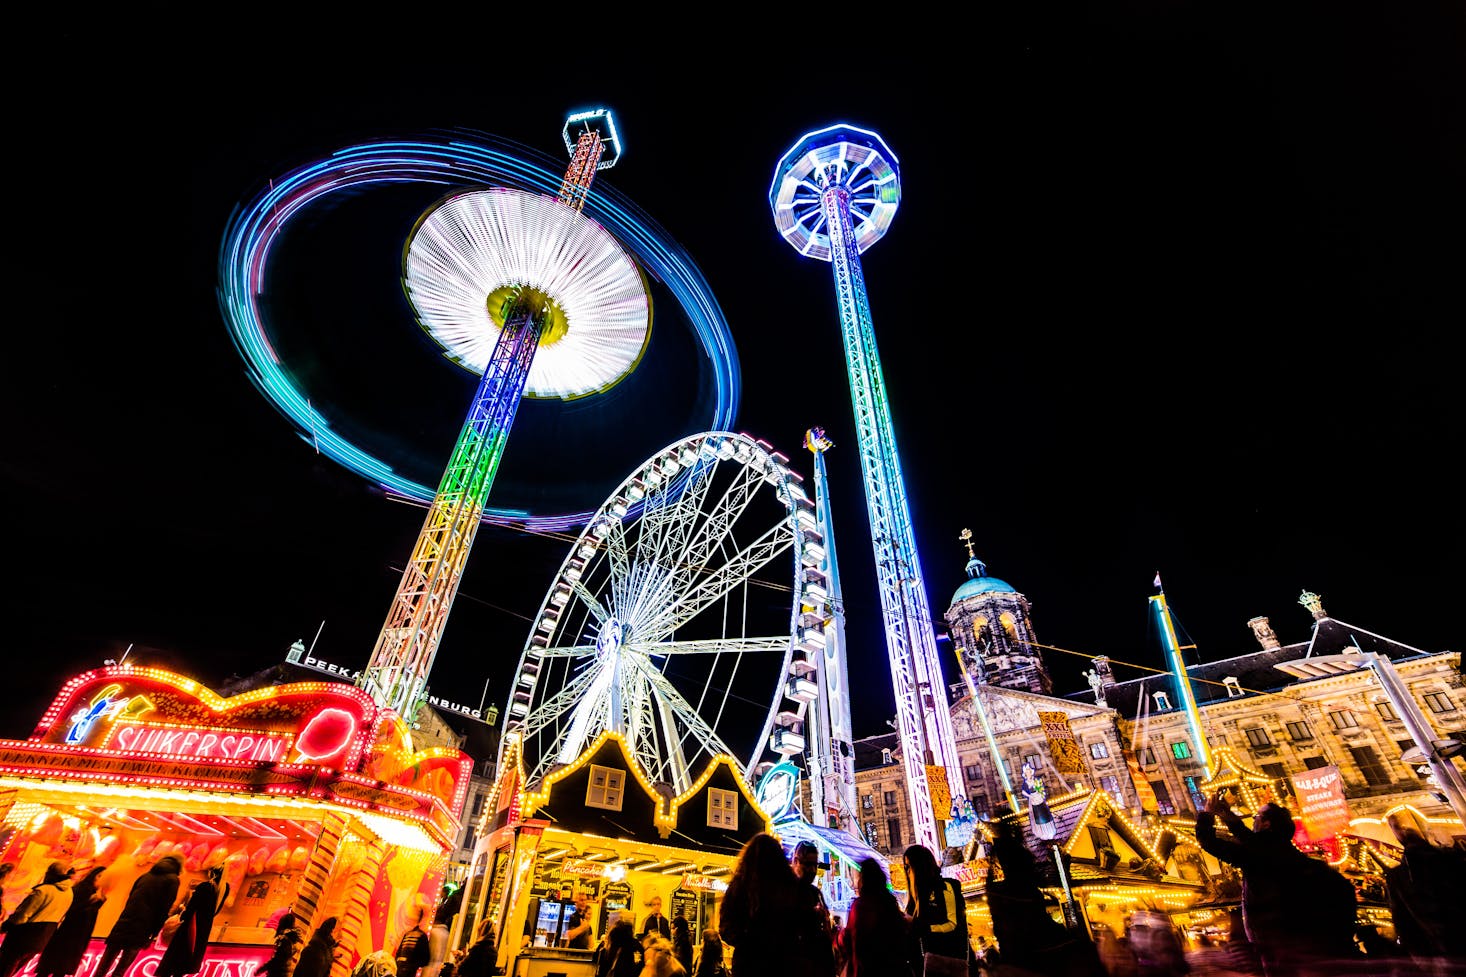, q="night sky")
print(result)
[10,8,1462,749]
